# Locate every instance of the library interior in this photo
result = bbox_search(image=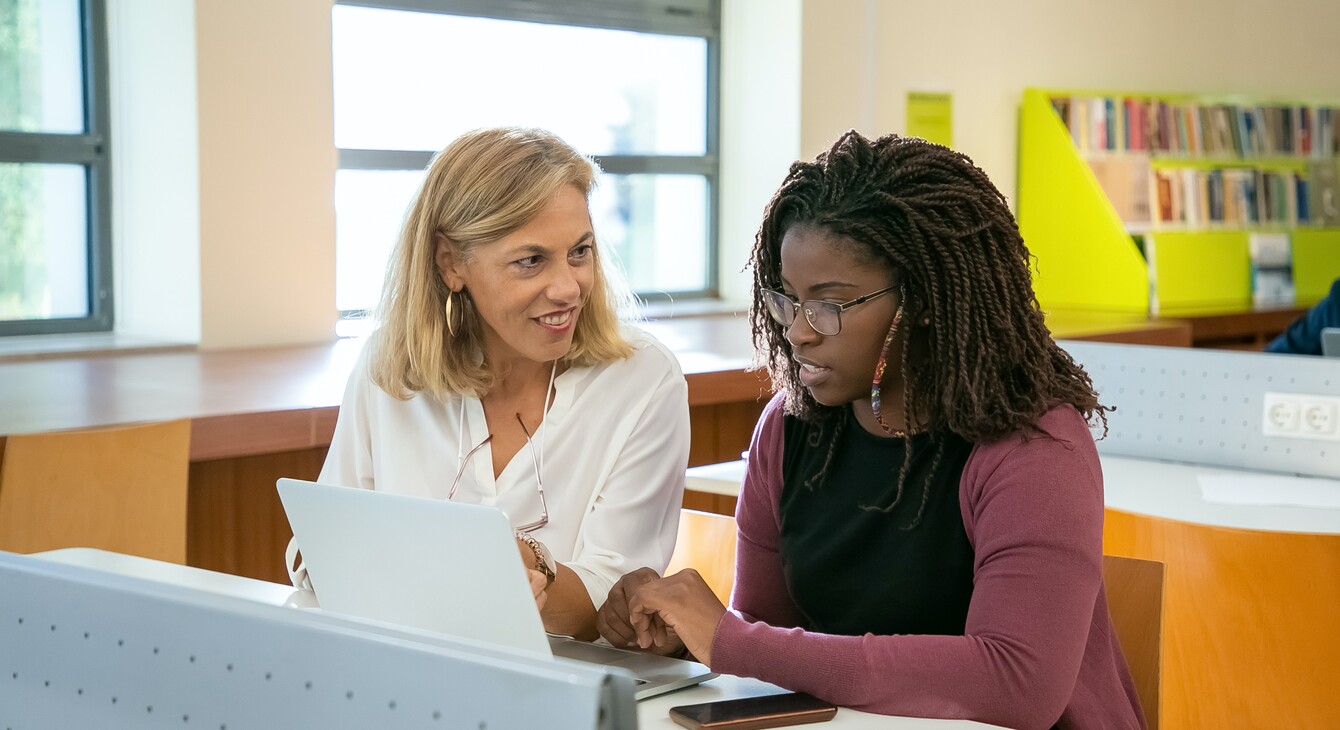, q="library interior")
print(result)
[2,1,1339,728]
